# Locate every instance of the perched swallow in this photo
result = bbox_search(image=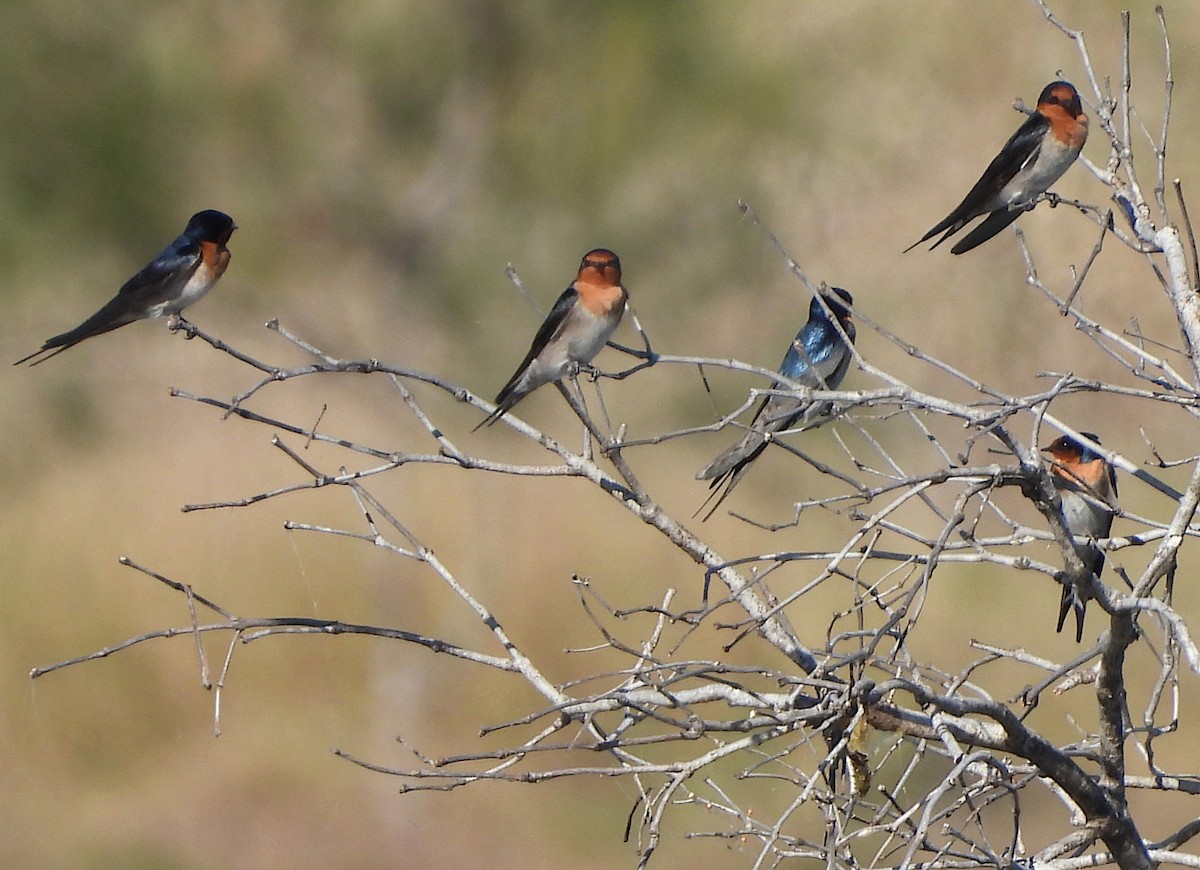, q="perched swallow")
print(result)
[907,81,1088,254]
[695,286,855,519]
[15,209,237,366]
[1043,432,1118,642]
[474,248,627,429]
